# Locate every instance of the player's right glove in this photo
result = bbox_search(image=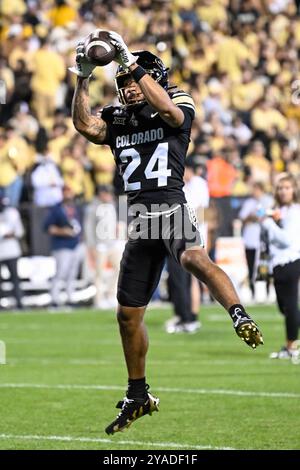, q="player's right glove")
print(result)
[68,41,96,78]
[108,31,137,69]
